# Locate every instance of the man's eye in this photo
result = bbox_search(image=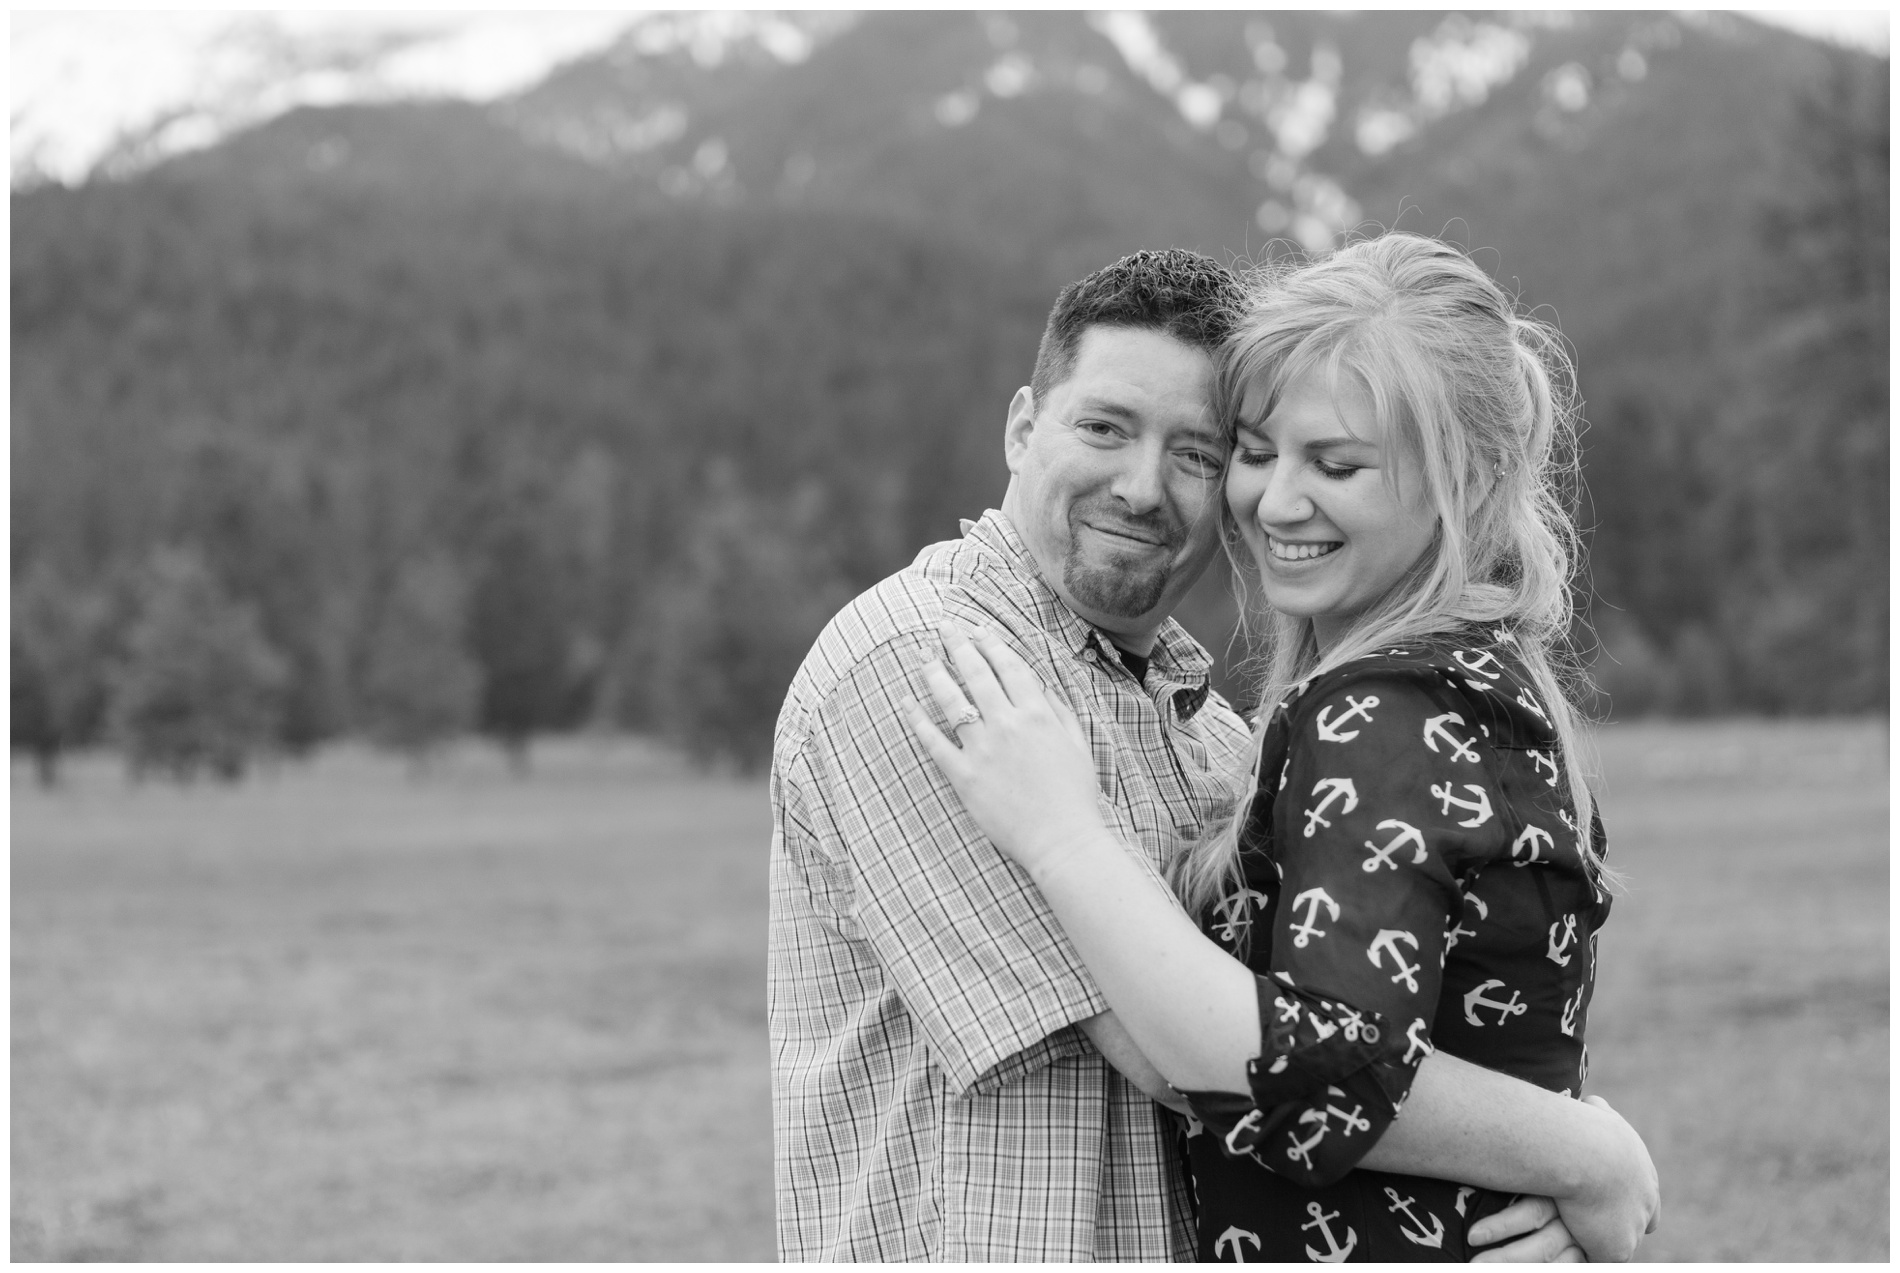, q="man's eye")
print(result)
[1077,419,1118,438]
[1180,450,1224,475]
